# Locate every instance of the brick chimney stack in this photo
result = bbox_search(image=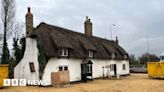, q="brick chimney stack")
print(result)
[26,7,33,37]
[84,16,92,36]
[115,36,119,45]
